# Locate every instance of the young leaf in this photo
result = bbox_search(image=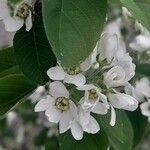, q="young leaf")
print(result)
[59,131,108,150]
[42,0,107,68]
[14,16,57,85]
[0,74,35,118]
[95,110,133,150]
